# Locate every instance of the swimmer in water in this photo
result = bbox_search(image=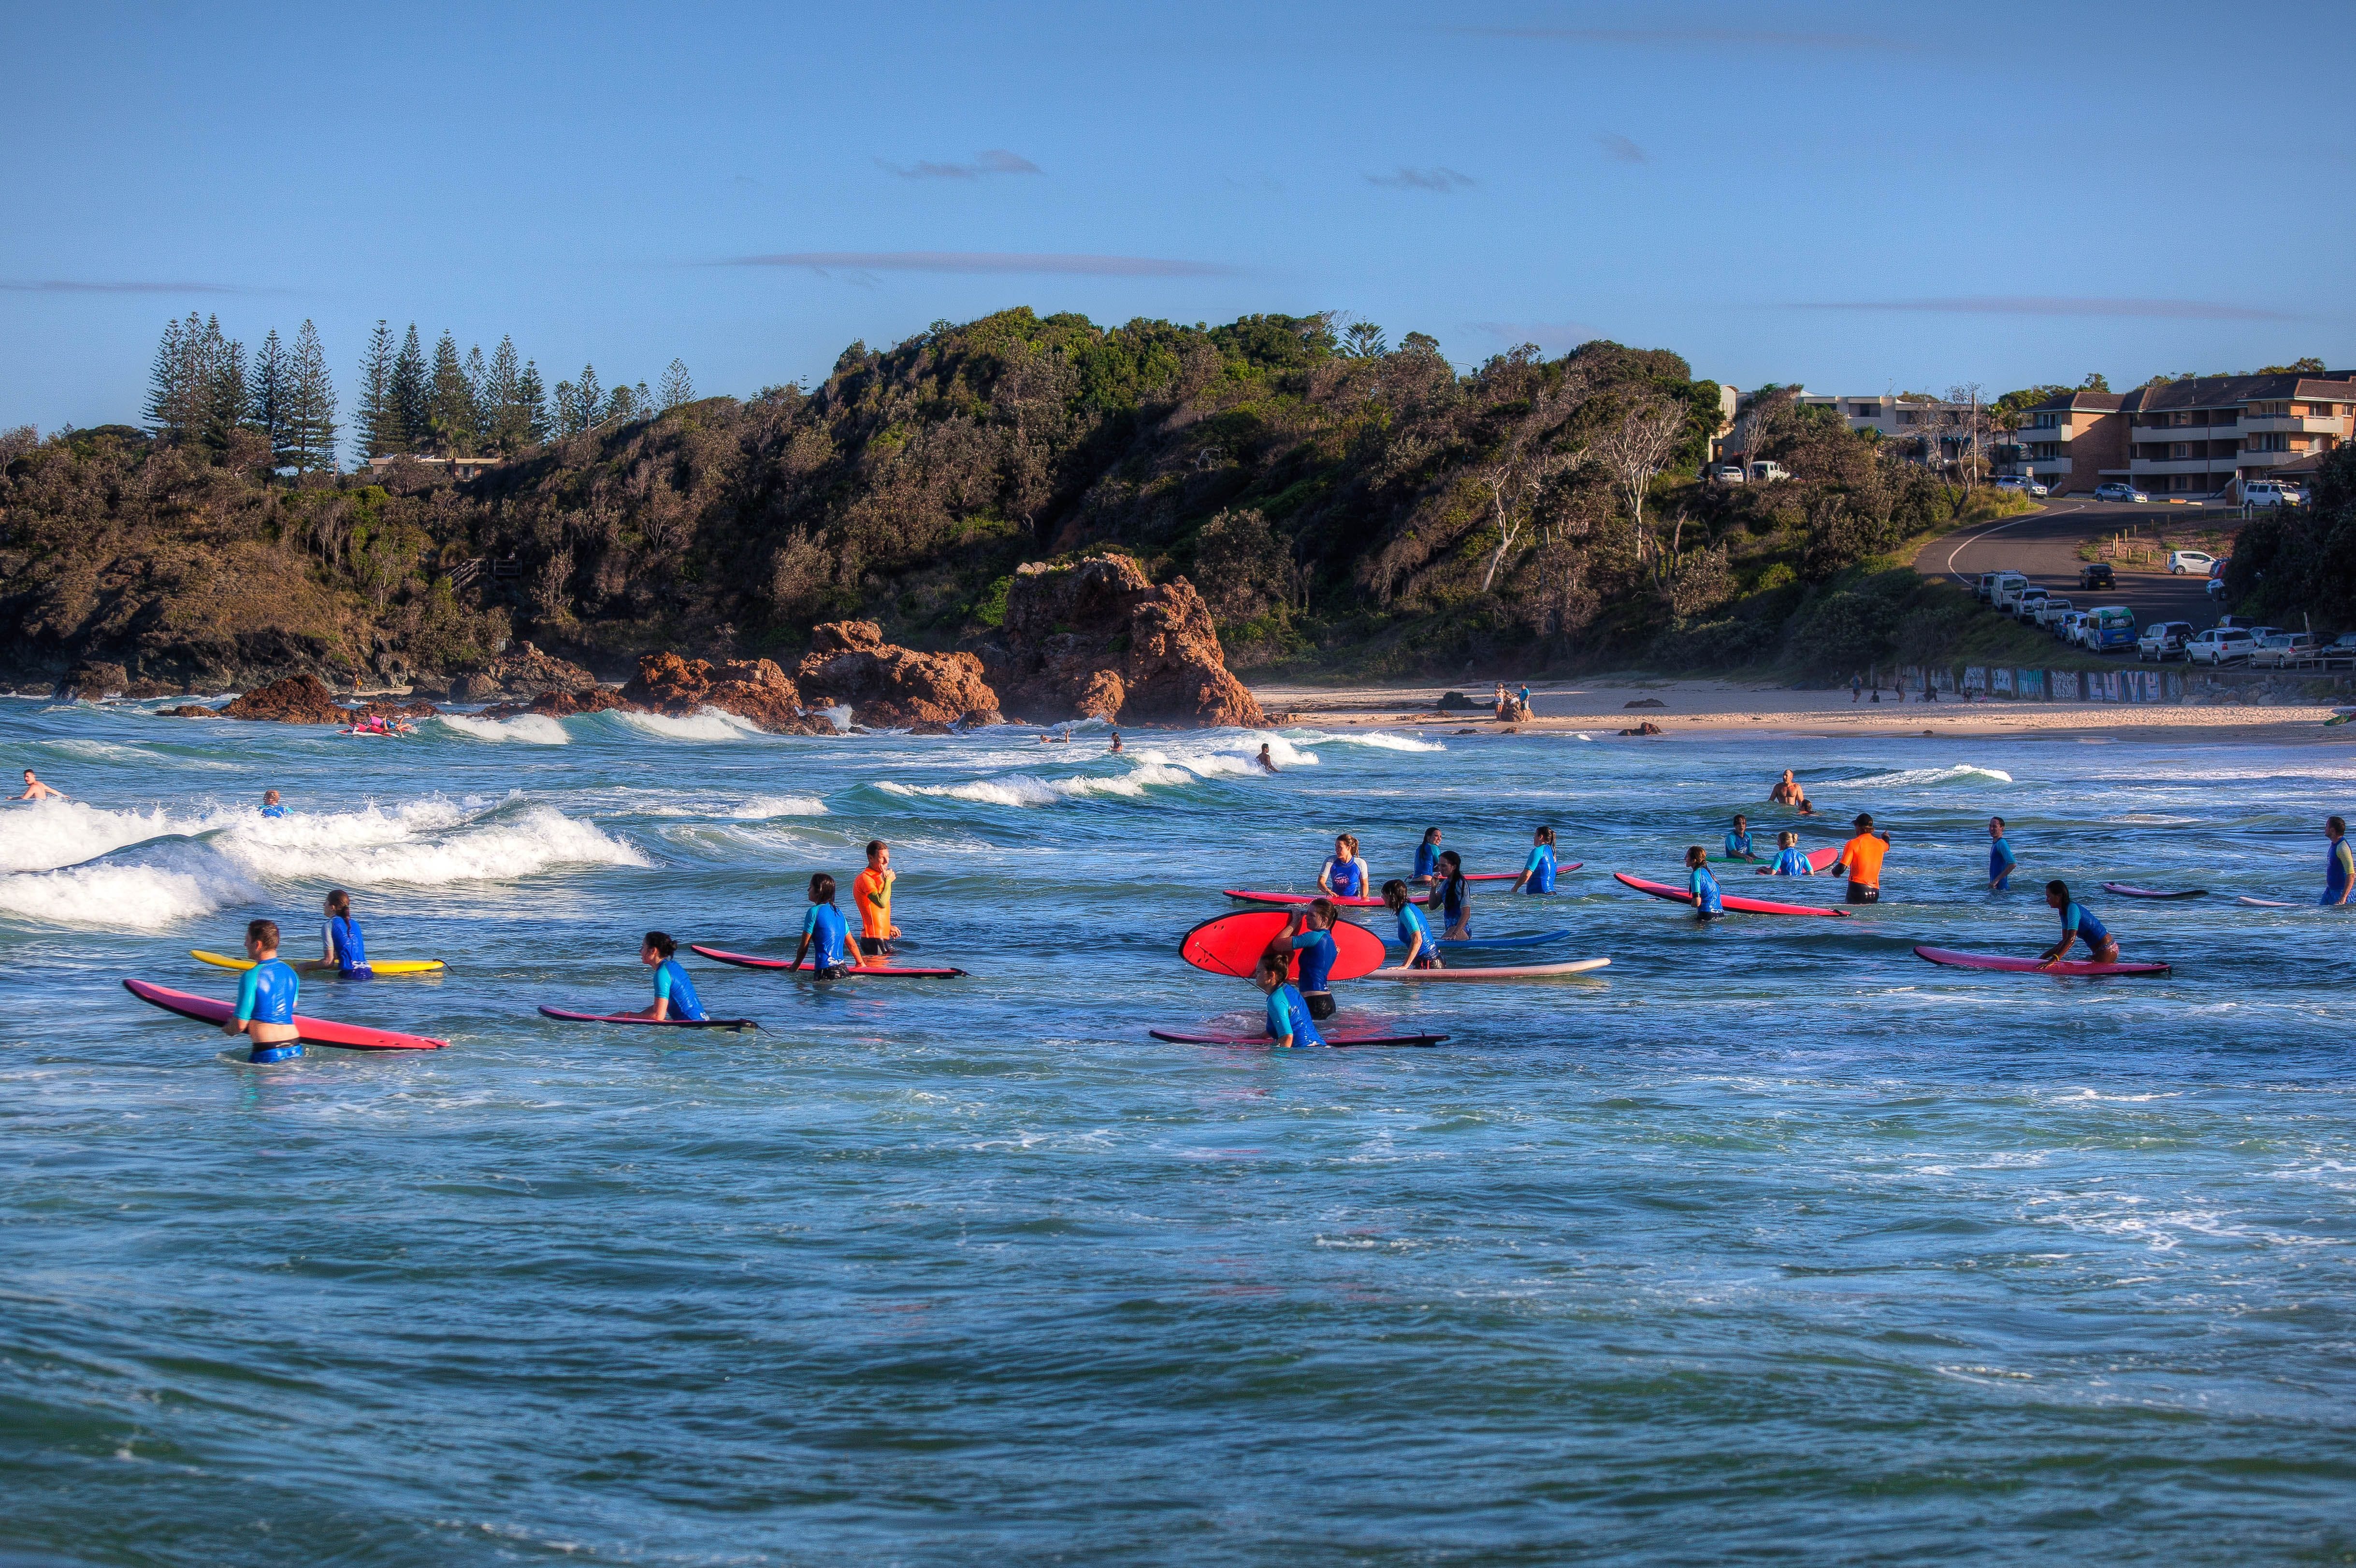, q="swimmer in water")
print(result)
[1109,730,1123,753]
[2039,880,2120,968]
[1988,817,2018,893]
[1762,830,1815,877]
[1686,846,1724,921]
[1269,898,1342,1021]
[624,930,708,1021]
[1769,770,1807,808]
[17,769,65,801]
[2325,816,2354,907]
[792,872,853,979]
[260,789,286,818]
[853,840,900,956]
[224,918,304,1062]
[319,889,374,978]
[1255,949,1325,1049]
[1383,878,1442,968]
[1411,826,1444,885]
[1318,834,1367,899]
[1256,743,1278,774]
[1435,849,1471,939]
[1723,814,1758,862]
[1511,825,1559,894]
